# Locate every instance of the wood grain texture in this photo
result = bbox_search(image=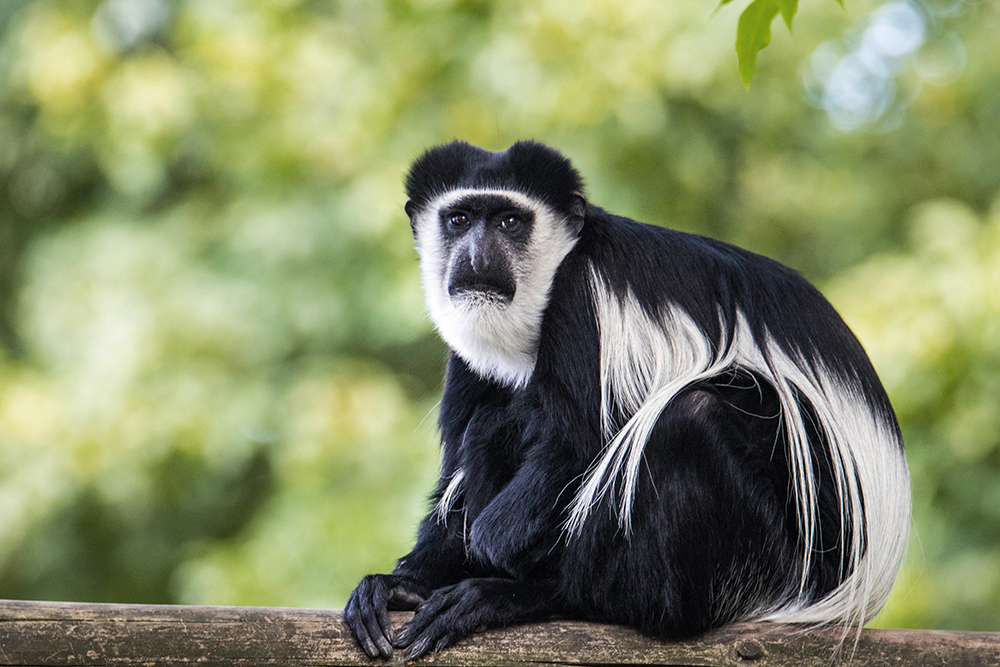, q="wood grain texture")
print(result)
[0,599,997,667]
